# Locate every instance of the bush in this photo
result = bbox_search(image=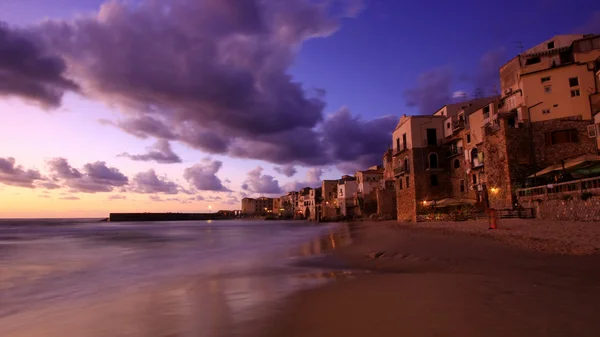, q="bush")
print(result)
[580,192,595,201]
[562,194,573,201]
